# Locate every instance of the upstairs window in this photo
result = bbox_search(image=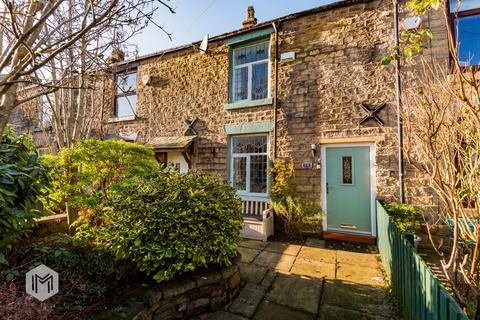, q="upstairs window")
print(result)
[115,70,137,118]
[232,42,269,102]
[450,0,480,67]
[39,93,54,128]
[230,135,268,195]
